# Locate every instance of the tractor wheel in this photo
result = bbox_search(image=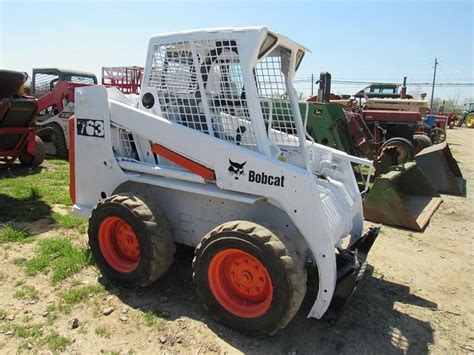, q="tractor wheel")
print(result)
[50,123,68,159]
[193,221,306,336]
[456,115,464,127]
[412,134,433,154]
[466,113,474,128]
[381,137,414,163]
[19,135,45,166]
[431,127,446,144]
[88,193,175,287]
